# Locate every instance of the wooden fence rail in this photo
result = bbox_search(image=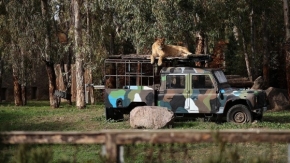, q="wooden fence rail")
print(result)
[1,129,290,162]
